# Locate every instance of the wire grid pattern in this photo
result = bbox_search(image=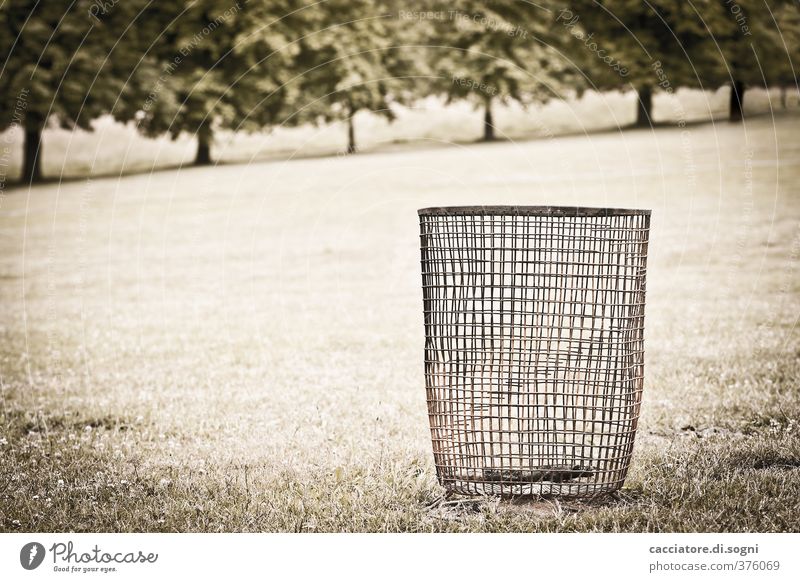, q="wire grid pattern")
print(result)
[419,206,650,497]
